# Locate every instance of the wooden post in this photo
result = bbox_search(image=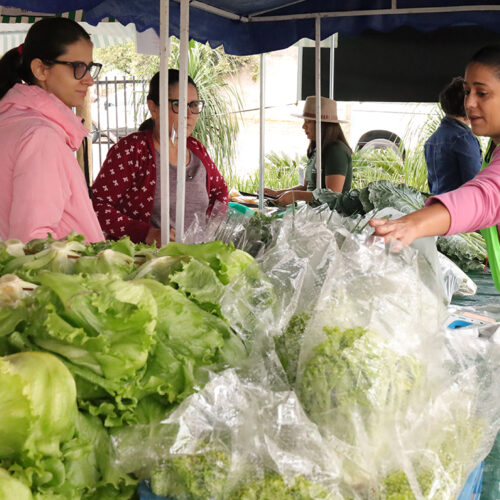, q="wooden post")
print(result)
[76,91,93,179]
